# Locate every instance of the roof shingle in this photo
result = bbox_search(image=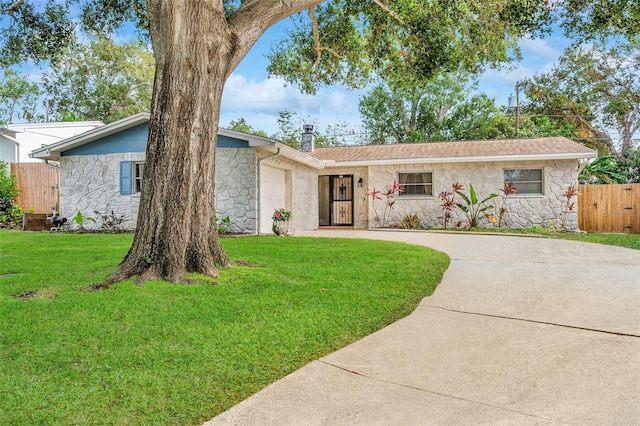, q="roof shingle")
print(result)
[308,137,596,163]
